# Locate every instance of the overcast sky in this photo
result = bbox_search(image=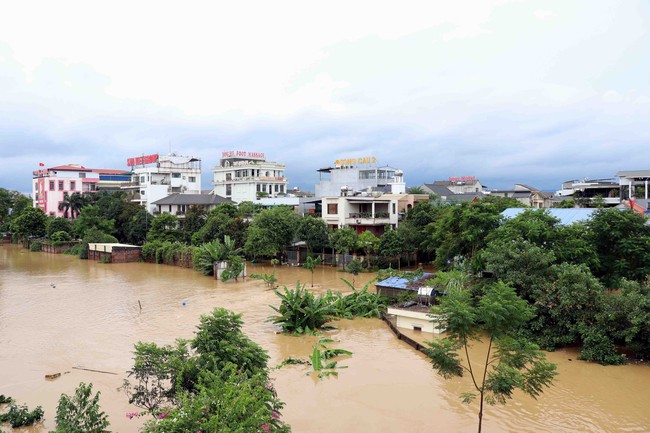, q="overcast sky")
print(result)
[1,0,649,194]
